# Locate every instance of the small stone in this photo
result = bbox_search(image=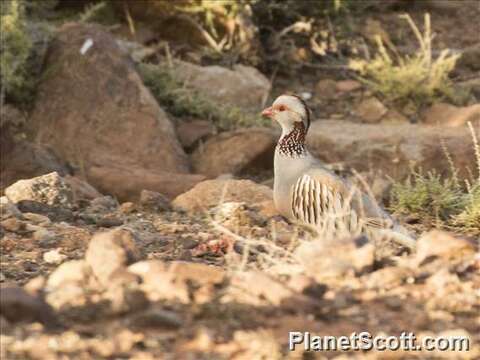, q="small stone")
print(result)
[89,195,118,212]
[46,260,91,290]
[22,212,51,225]
[422,103,480,127]
[383,109,409,123]
[176,120,214,148]
[119,202,137,214]
[46,283,87,310]
[315,79,337,99]
[16,200,74,222]
[128,260,225,304]
[43,249,67,265]
[139,190,170,211]
[181,238,199,249]
[96,216,124,228]
[103,285,148,315]
[5,172,74,208]
[336,80,362,93]
[0,286,59,328]
[64,175,102,202]
[295,238,375,282]
[0,196,23,220]
[86,228,142,286]
[0,217,26,233]
[173,179,272,213]
[128,308,182,329]
[109,268,142,287]
[225,271,296,306]
[33,228,57,245]
[24,276,46,295]
[365,266,413,290]
[354,97,388,123]
[416,230,476,264]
